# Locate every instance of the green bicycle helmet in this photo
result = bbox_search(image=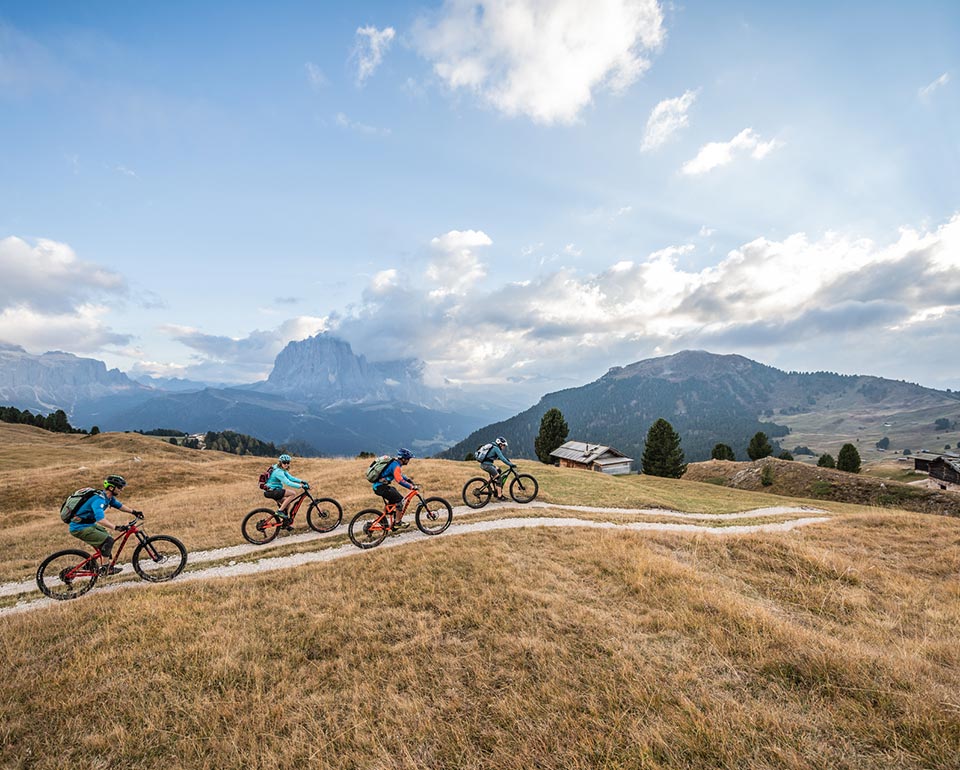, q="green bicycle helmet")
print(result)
[104,474,127,491]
